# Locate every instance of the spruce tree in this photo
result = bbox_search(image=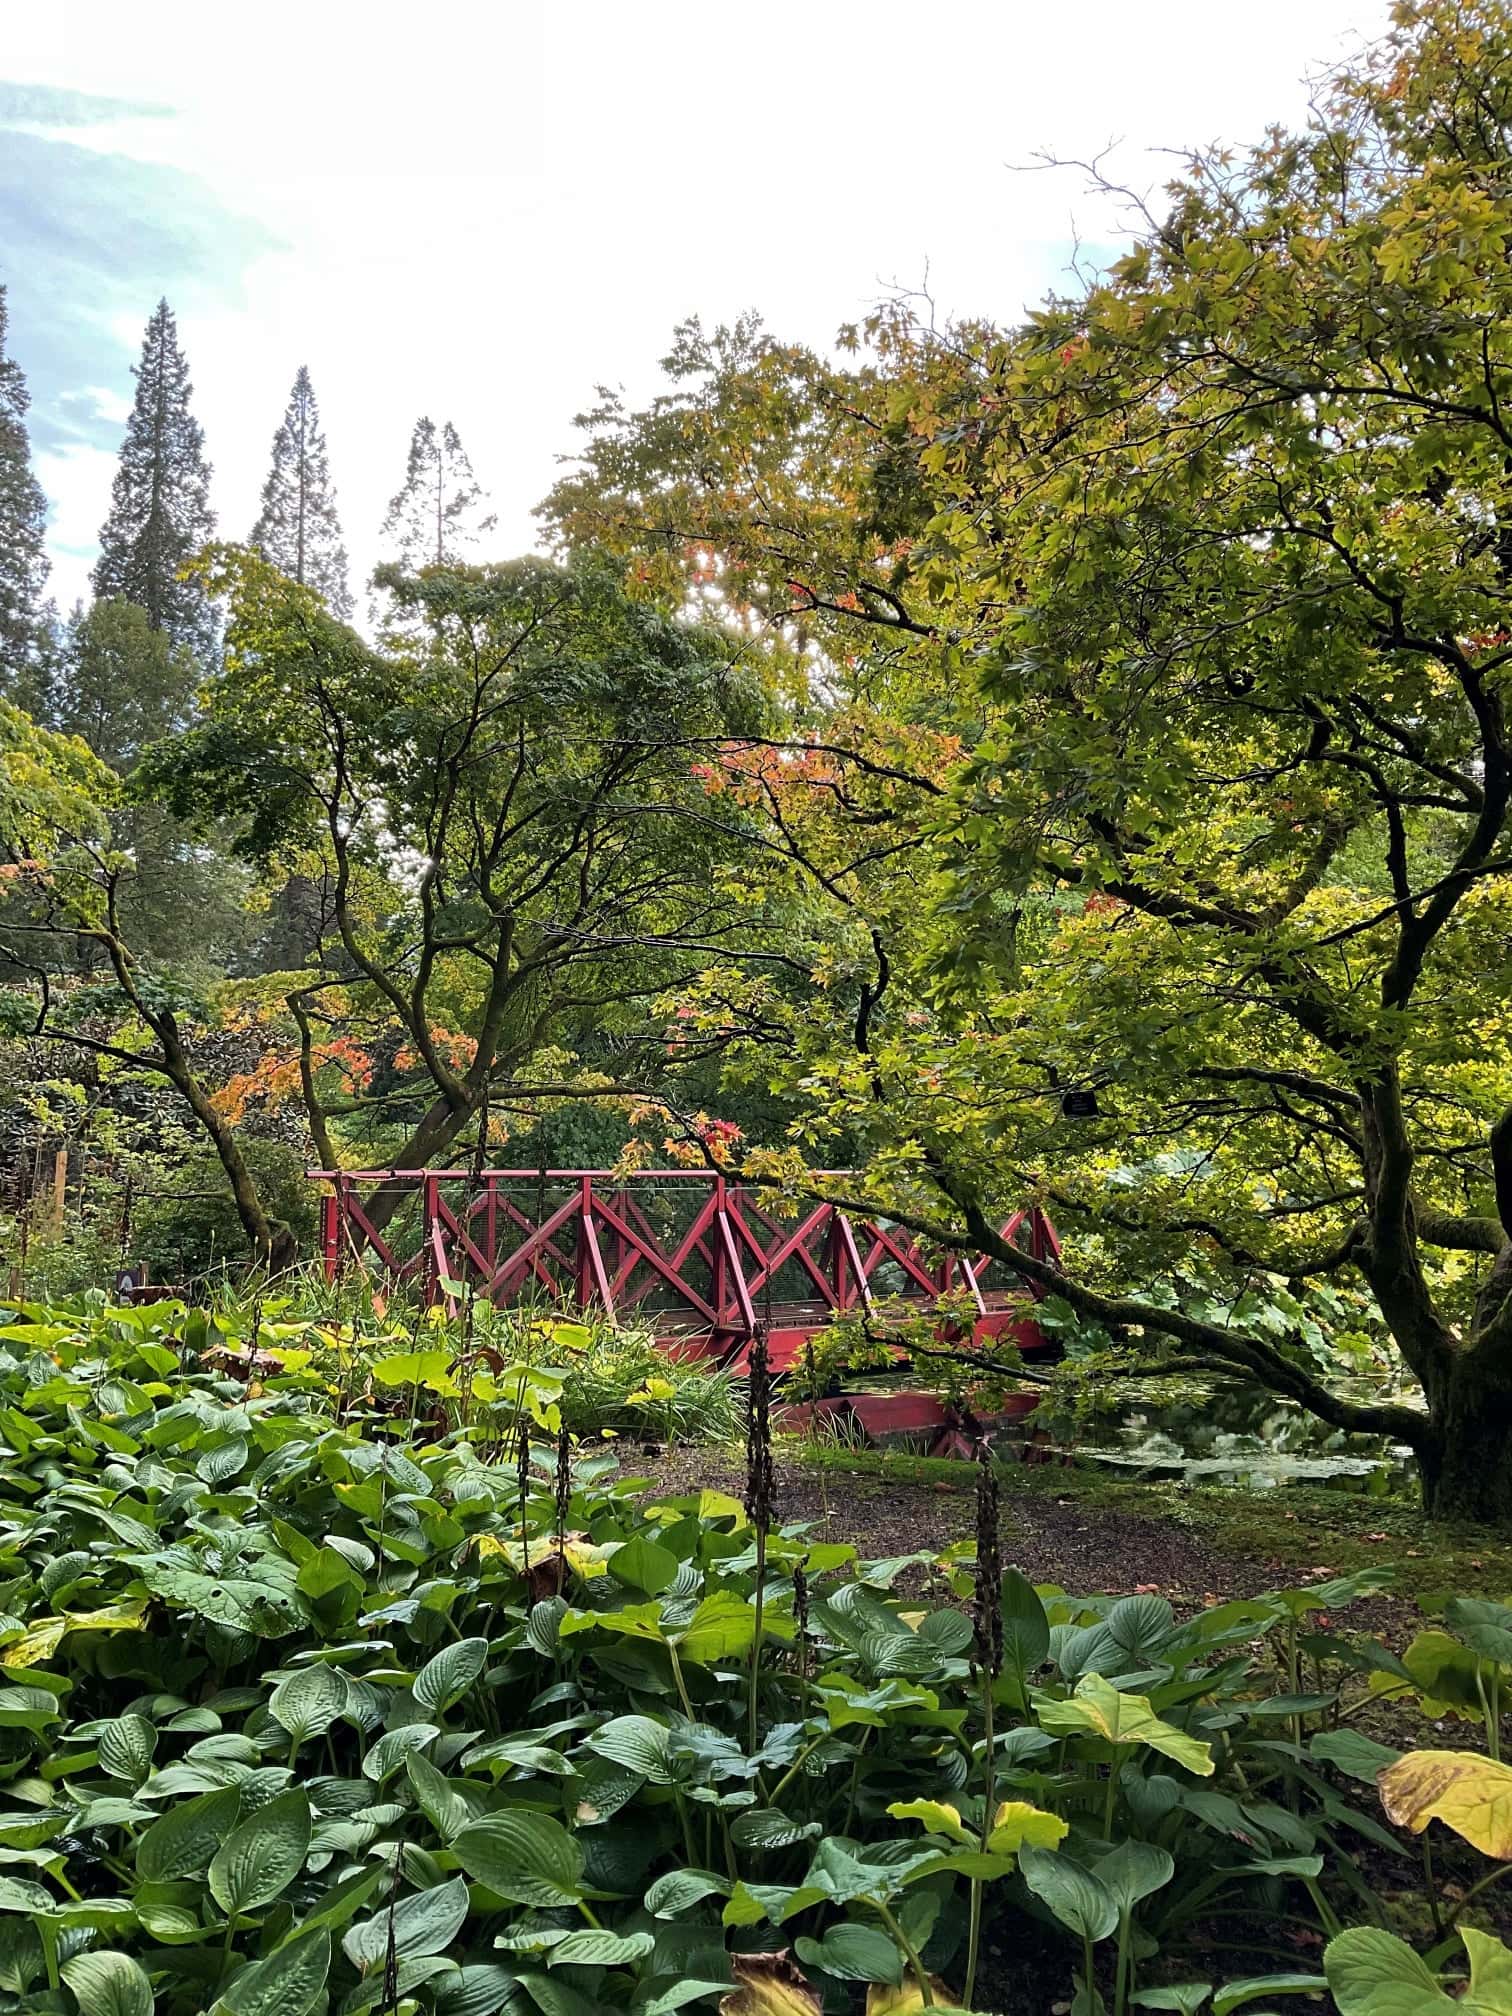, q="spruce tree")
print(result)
[379,416,496,569]
[249,365,352,617]
[0,284,50,693]
[93,299,216,657]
